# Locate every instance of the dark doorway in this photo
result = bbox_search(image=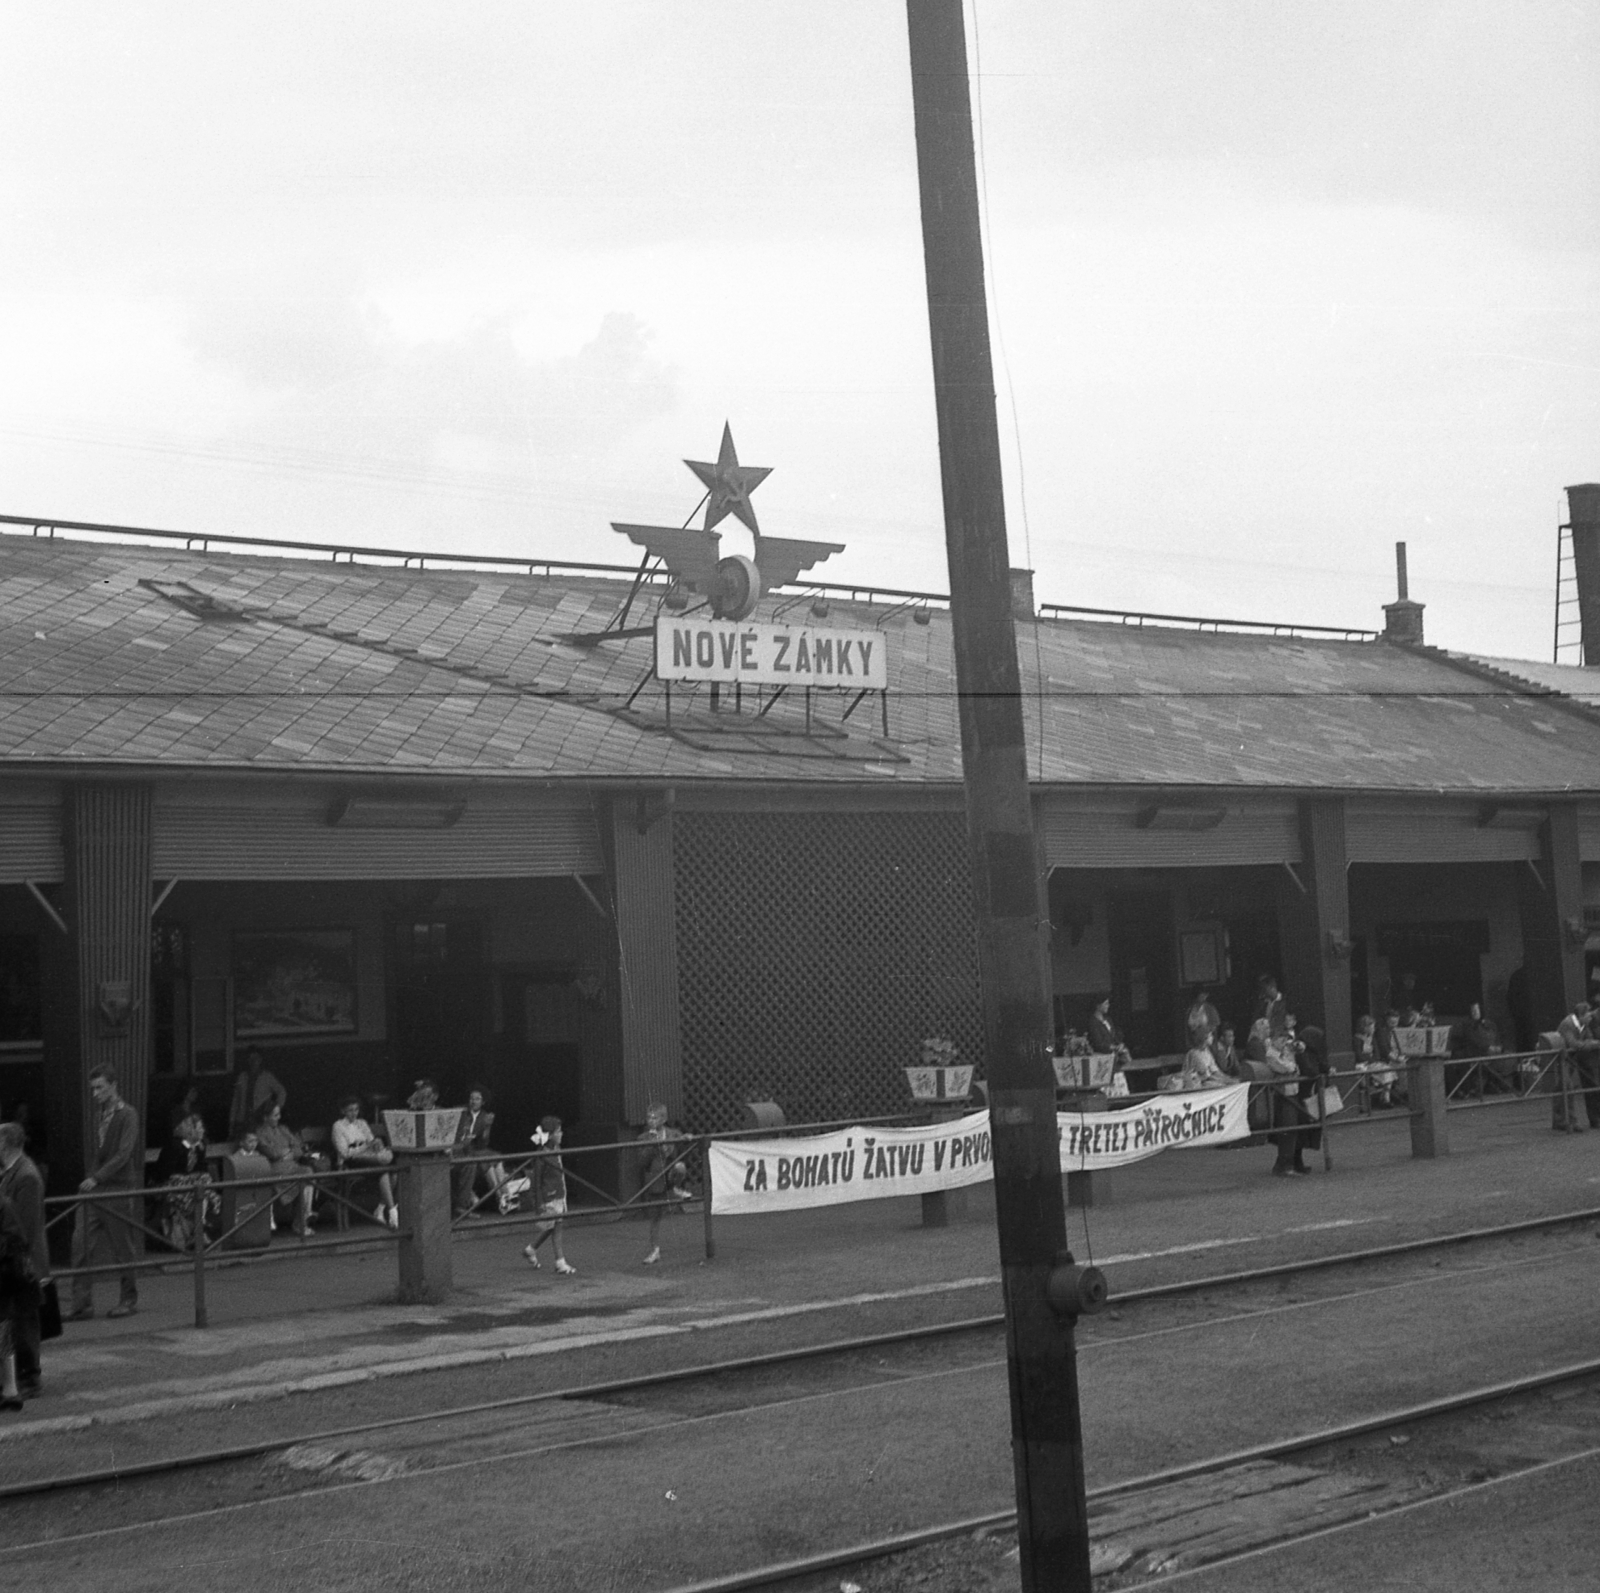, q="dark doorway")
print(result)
[494,966,584,1148]
[1107,892,1177,1056]
[1219,915,1282,1038]
[1375,921,1488,1017]
[1350,934,1370,1029]
[0,933,46,1162]
[0,933,42,1050]
[150,923,189,1079]
[389,918,490,1107]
